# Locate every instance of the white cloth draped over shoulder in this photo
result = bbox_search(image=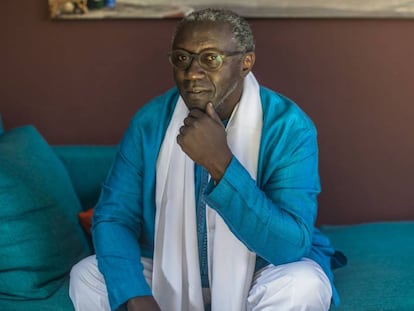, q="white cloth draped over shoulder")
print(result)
[154,72,263,311]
